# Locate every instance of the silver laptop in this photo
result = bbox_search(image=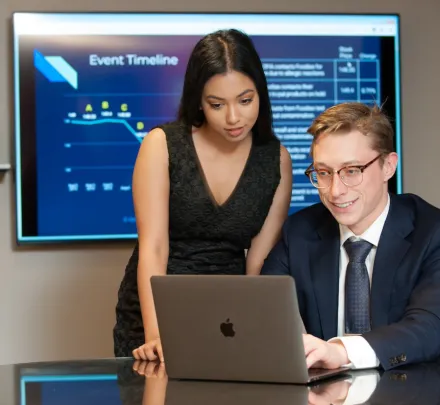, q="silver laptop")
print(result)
[151,275,349,384]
